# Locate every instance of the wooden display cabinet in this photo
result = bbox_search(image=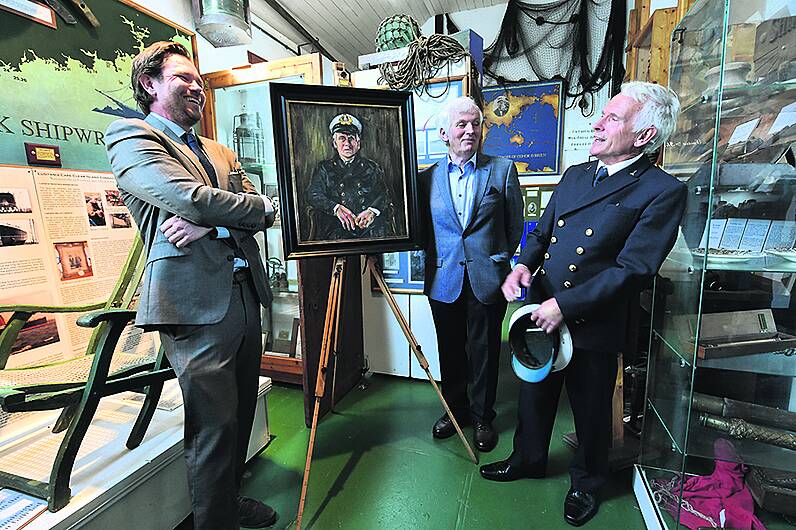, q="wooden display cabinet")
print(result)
[625,0,698,84]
